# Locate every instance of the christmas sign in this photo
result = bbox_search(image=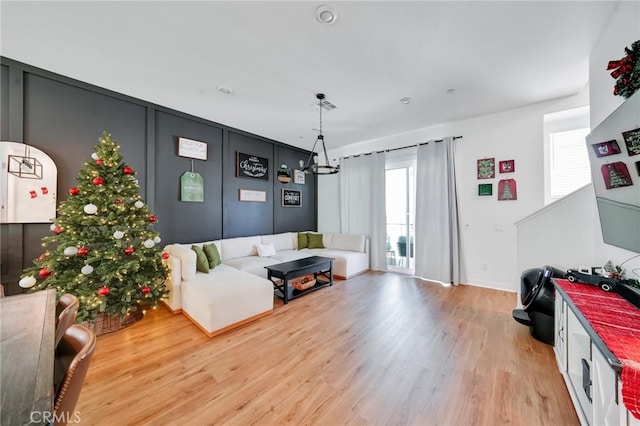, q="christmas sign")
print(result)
[180,172,204,202]
[498,179,517,200]
[236,152,269,180]
[178,137,208,160]
[592,140,622,157]
[601,162,633,189]
[623,127,640,157]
